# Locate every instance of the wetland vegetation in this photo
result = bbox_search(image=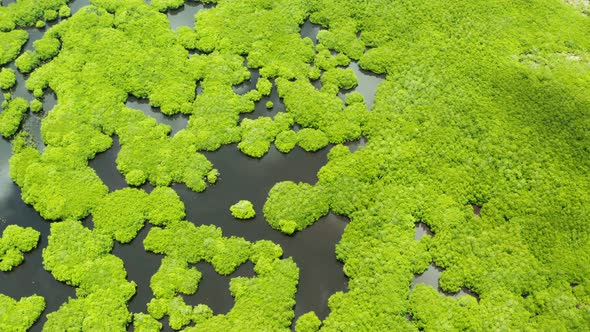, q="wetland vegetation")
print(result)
[1,0,590,330]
